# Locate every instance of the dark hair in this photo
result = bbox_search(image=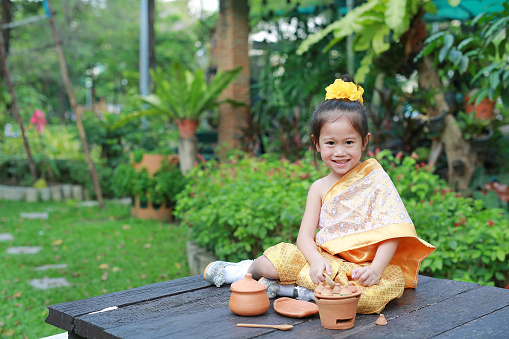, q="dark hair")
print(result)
[310,74,369,167]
